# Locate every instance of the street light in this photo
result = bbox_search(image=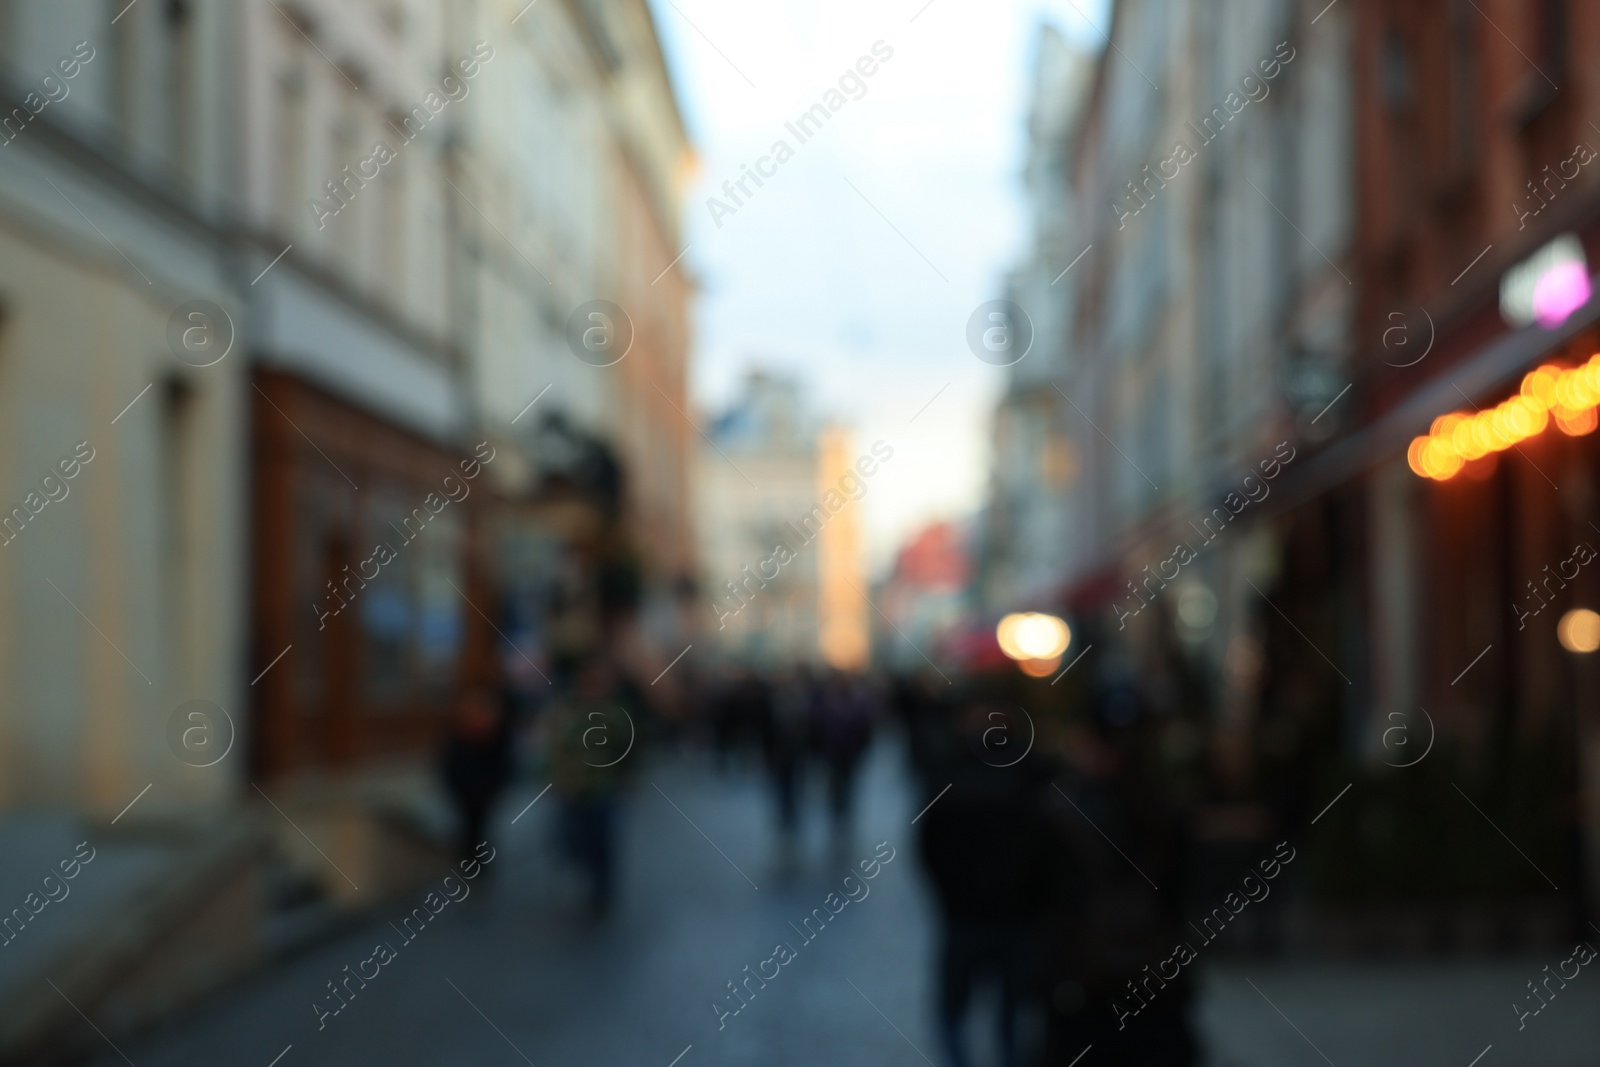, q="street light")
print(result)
[996,612,1071,675]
